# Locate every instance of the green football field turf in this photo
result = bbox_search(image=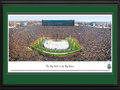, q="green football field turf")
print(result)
[31,38,83,56]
